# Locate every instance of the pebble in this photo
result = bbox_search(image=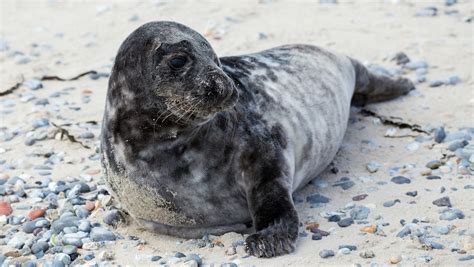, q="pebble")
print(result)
[404,60,428,70]
[360,250,375,258]
[427,175,441,180]
[62,245,77,254]
[448,140,468,151]
[338,218,354,227]
[27,208,45,220]
[0,201,12,215]
[54,253,71,265]
[23,79,43,90]
[332,177,355,190]
[391,176,411,184]
[79,131,95,139]
[31,241,49,254]
[350,205,370,220]
[151,255,162,262]
[445,75,460,85]
[103,209,123,225]
[328,214,341,222]
[306,194,330,204]
[459,255,474,261]
[91,227,116,242]
[429,80,444,87]
[319,249,335,258]
[406,191,418,197]
[366,161,381,173]
[426,160,442,169]
[352,194,368,201]
[383,199,400,207]
[339,245,357,251]
[434,225,450,235]
[389,255,402,264]
[99,250,114,261]
[339,247,351,254]
[434,127,446,143]
[432,196,452,207]
[439,208,465,220]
